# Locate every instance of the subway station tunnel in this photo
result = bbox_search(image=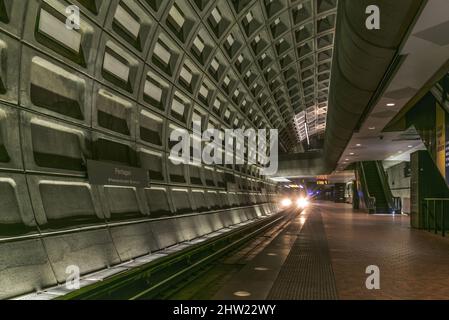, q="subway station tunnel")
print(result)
[1,0,449,301]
